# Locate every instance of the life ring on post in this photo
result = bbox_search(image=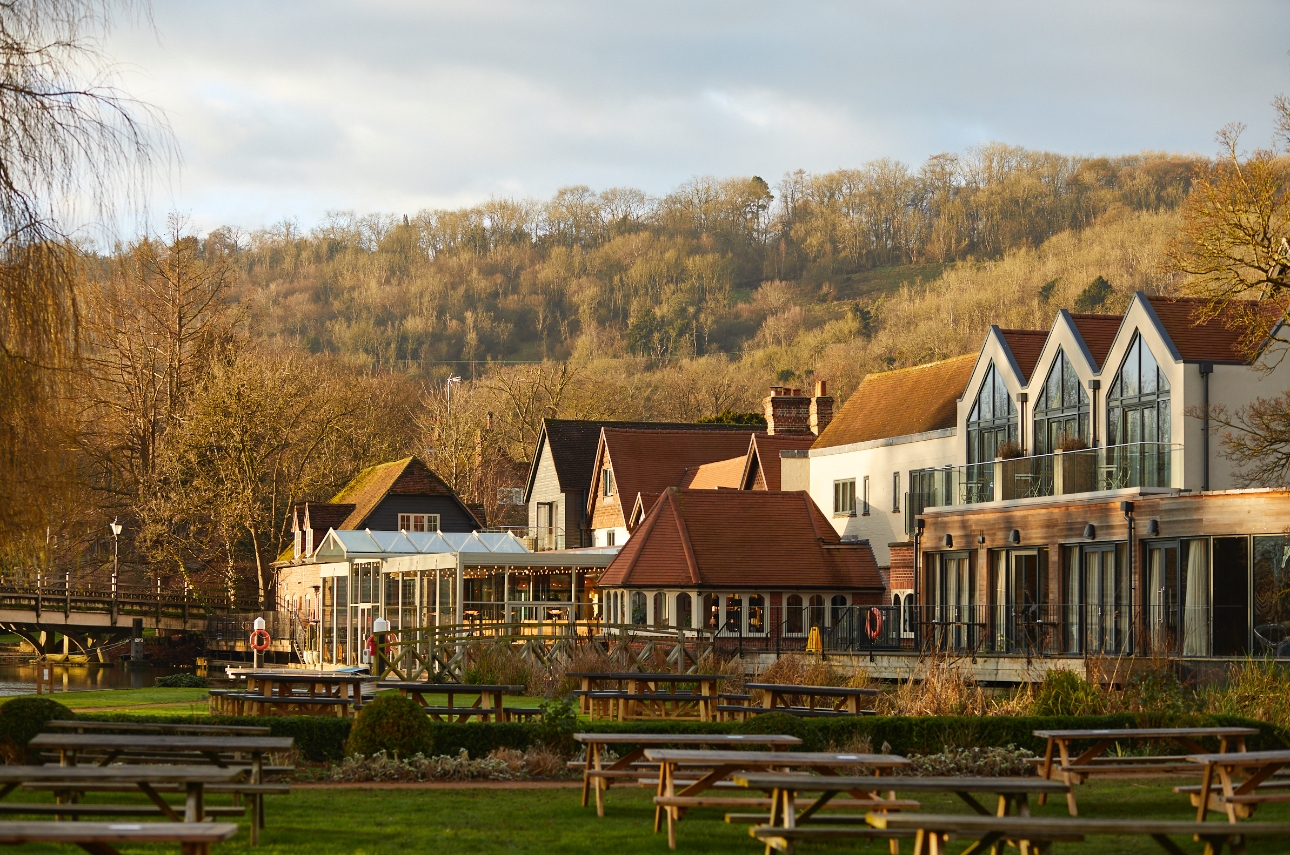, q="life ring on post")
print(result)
[249,629,272,652]
[864,607,883,641]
